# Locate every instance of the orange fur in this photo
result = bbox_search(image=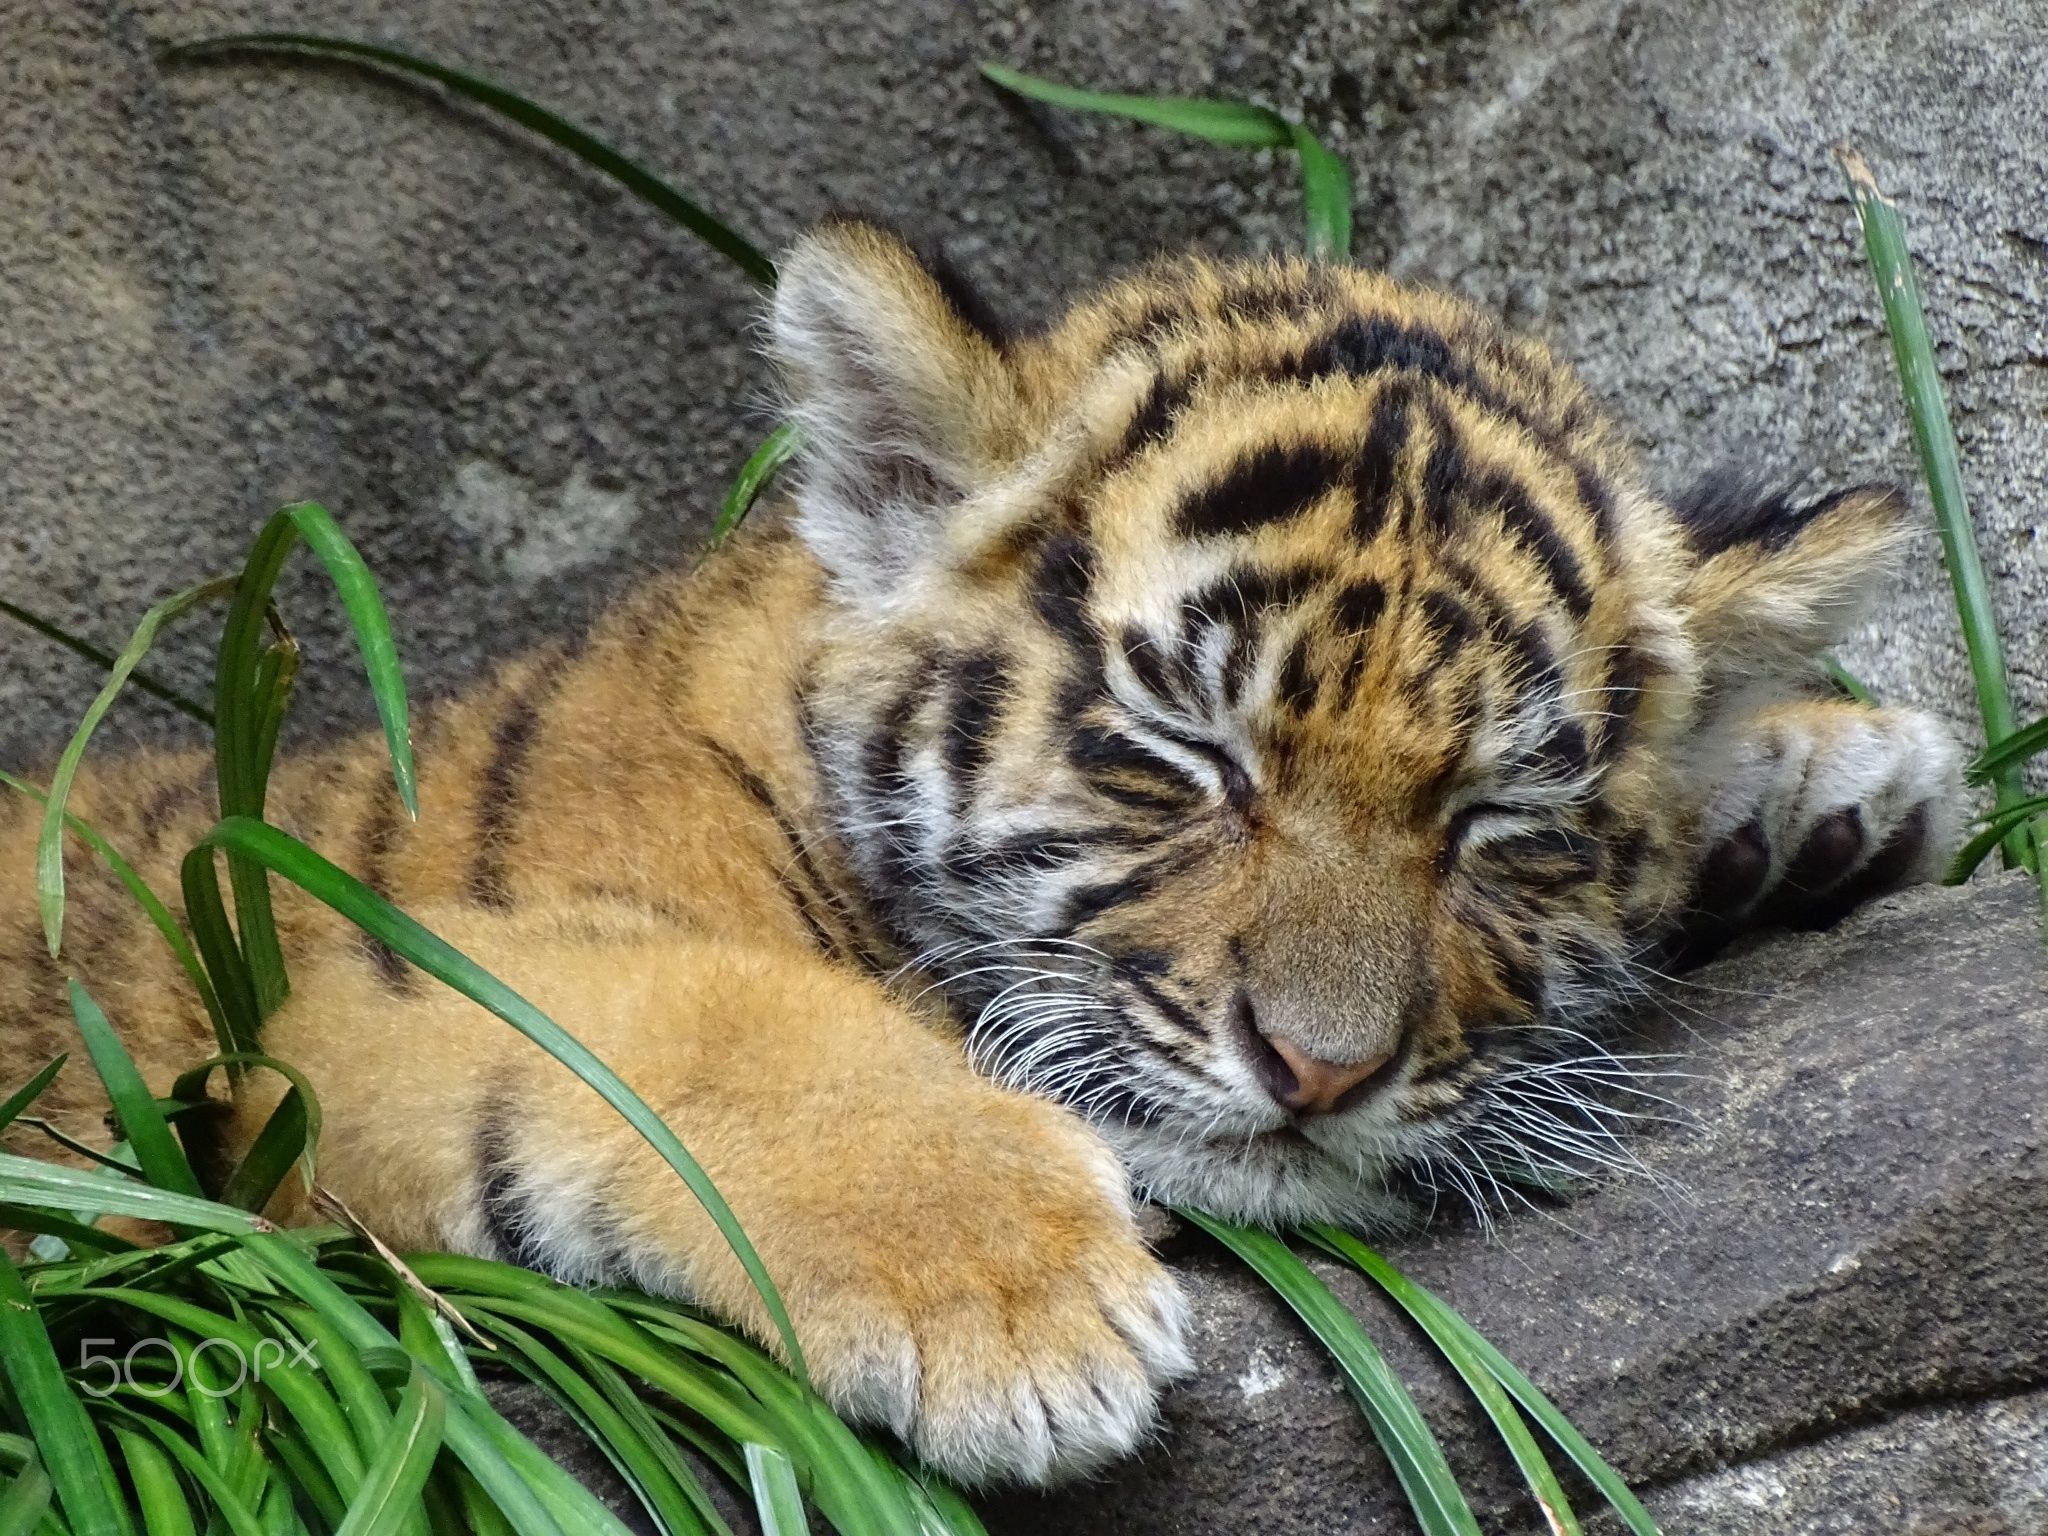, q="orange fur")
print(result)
[0,226,1961,1483]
